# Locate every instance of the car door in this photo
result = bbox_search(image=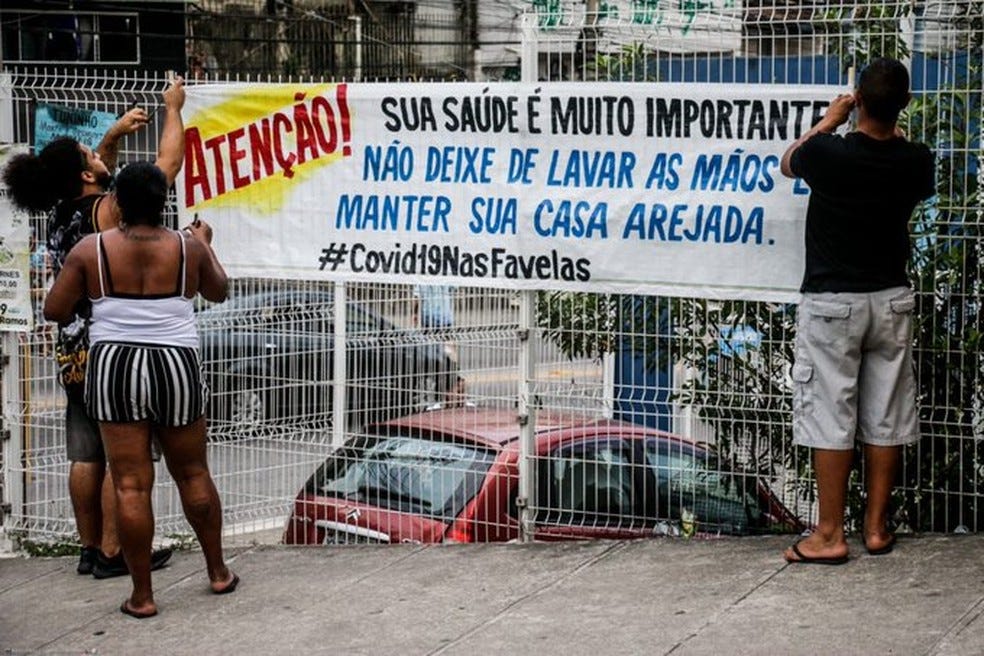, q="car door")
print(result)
[533,437,653,540]
[343,303,415,426]
[198,292,307,429]
[644,439,765,536]
[270,293,334,423]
